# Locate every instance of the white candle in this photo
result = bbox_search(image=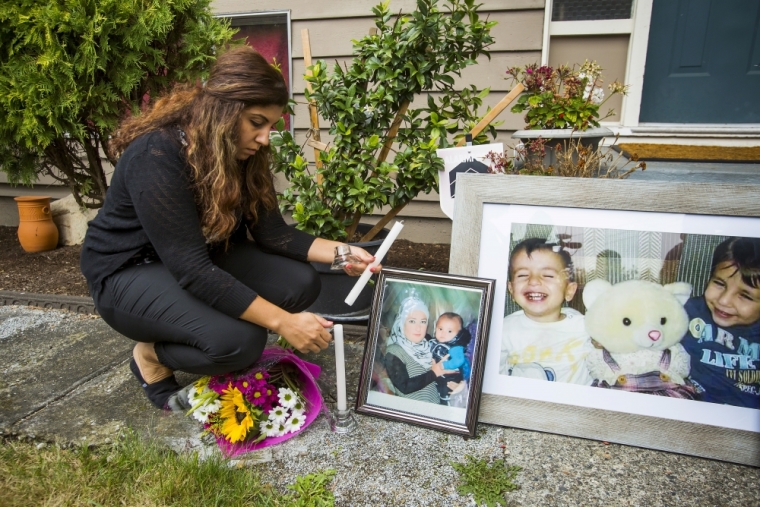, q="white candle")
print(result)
[334,324,347,411]
[344,221,405,306]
